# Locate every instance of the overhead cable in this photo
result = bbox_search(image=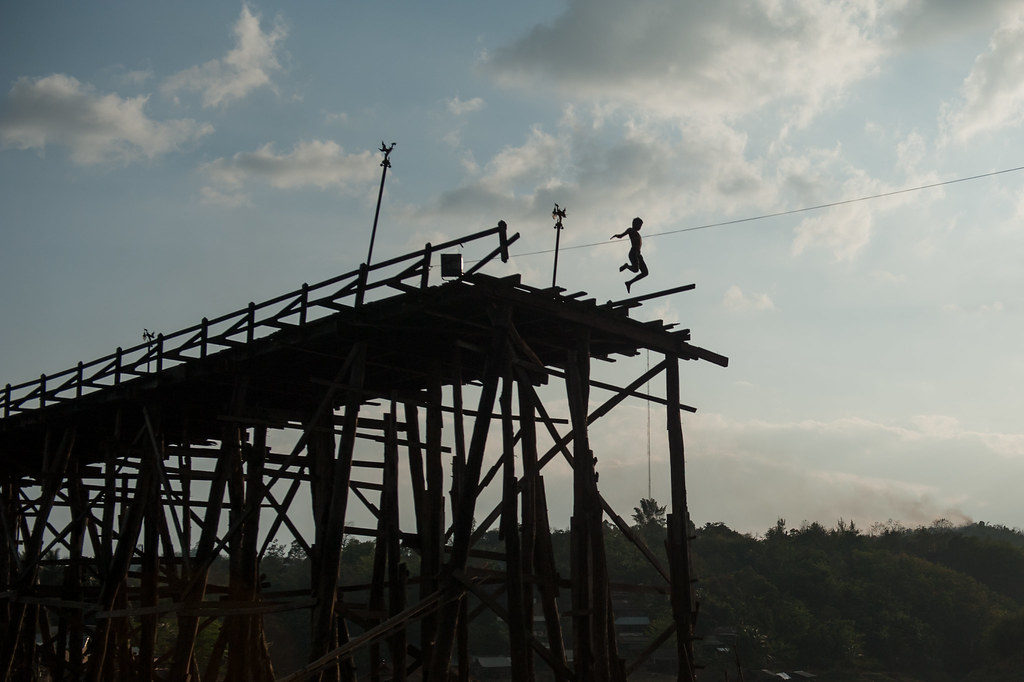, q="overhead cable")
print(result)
[499,163,1024,260]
